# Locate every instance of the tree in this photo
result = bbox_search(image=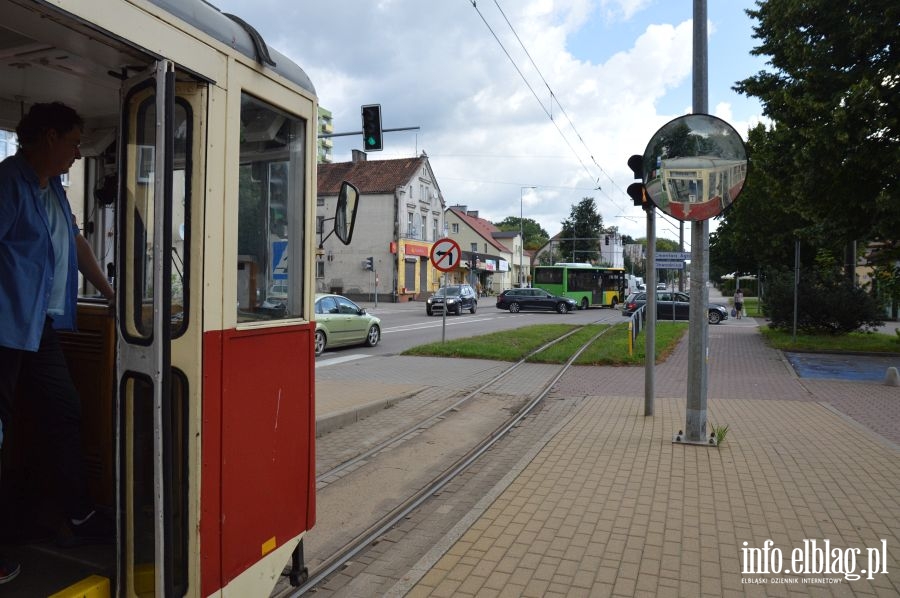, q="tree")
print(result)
[558,197,603,263]
[493,216,549,250]
[734,0,900,246]
[709,123,819,282]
